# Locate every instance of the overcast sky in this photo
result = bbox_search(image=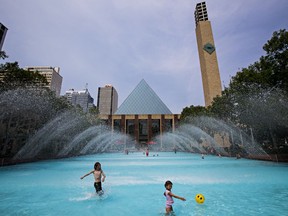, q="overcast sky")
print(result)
[1,0,288,113]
